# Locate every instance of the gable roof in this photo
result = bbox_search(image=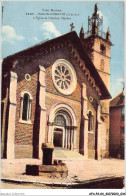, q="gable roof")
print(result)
[110,90,125,107]
[2,31,111,100]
